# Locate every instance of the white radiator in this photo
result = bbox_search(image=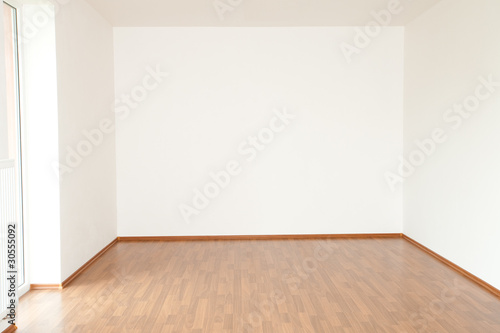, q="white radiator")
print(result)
[0,159,16,320]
